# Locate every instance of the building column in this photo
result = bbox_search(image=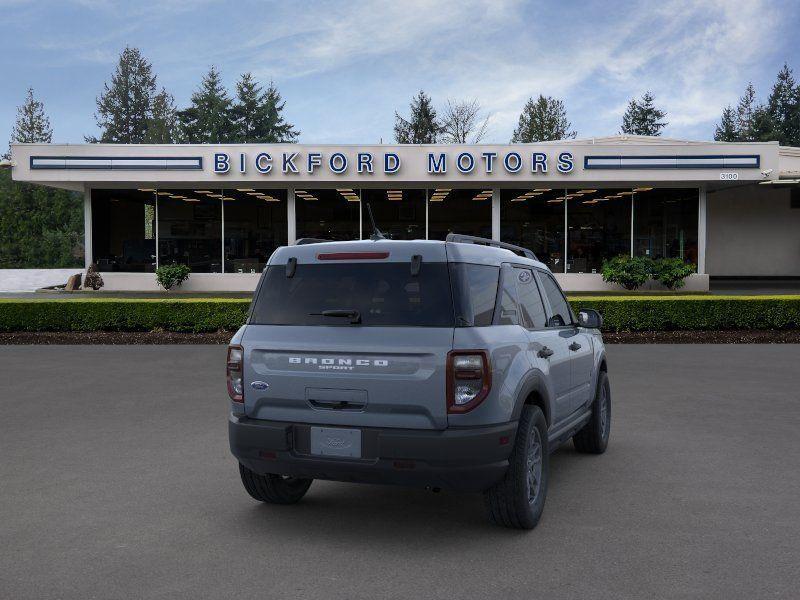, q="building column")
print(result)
[83,185,92,270]
[287,187,296,244]
[697,185,707,274]
[491,188,500,240]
